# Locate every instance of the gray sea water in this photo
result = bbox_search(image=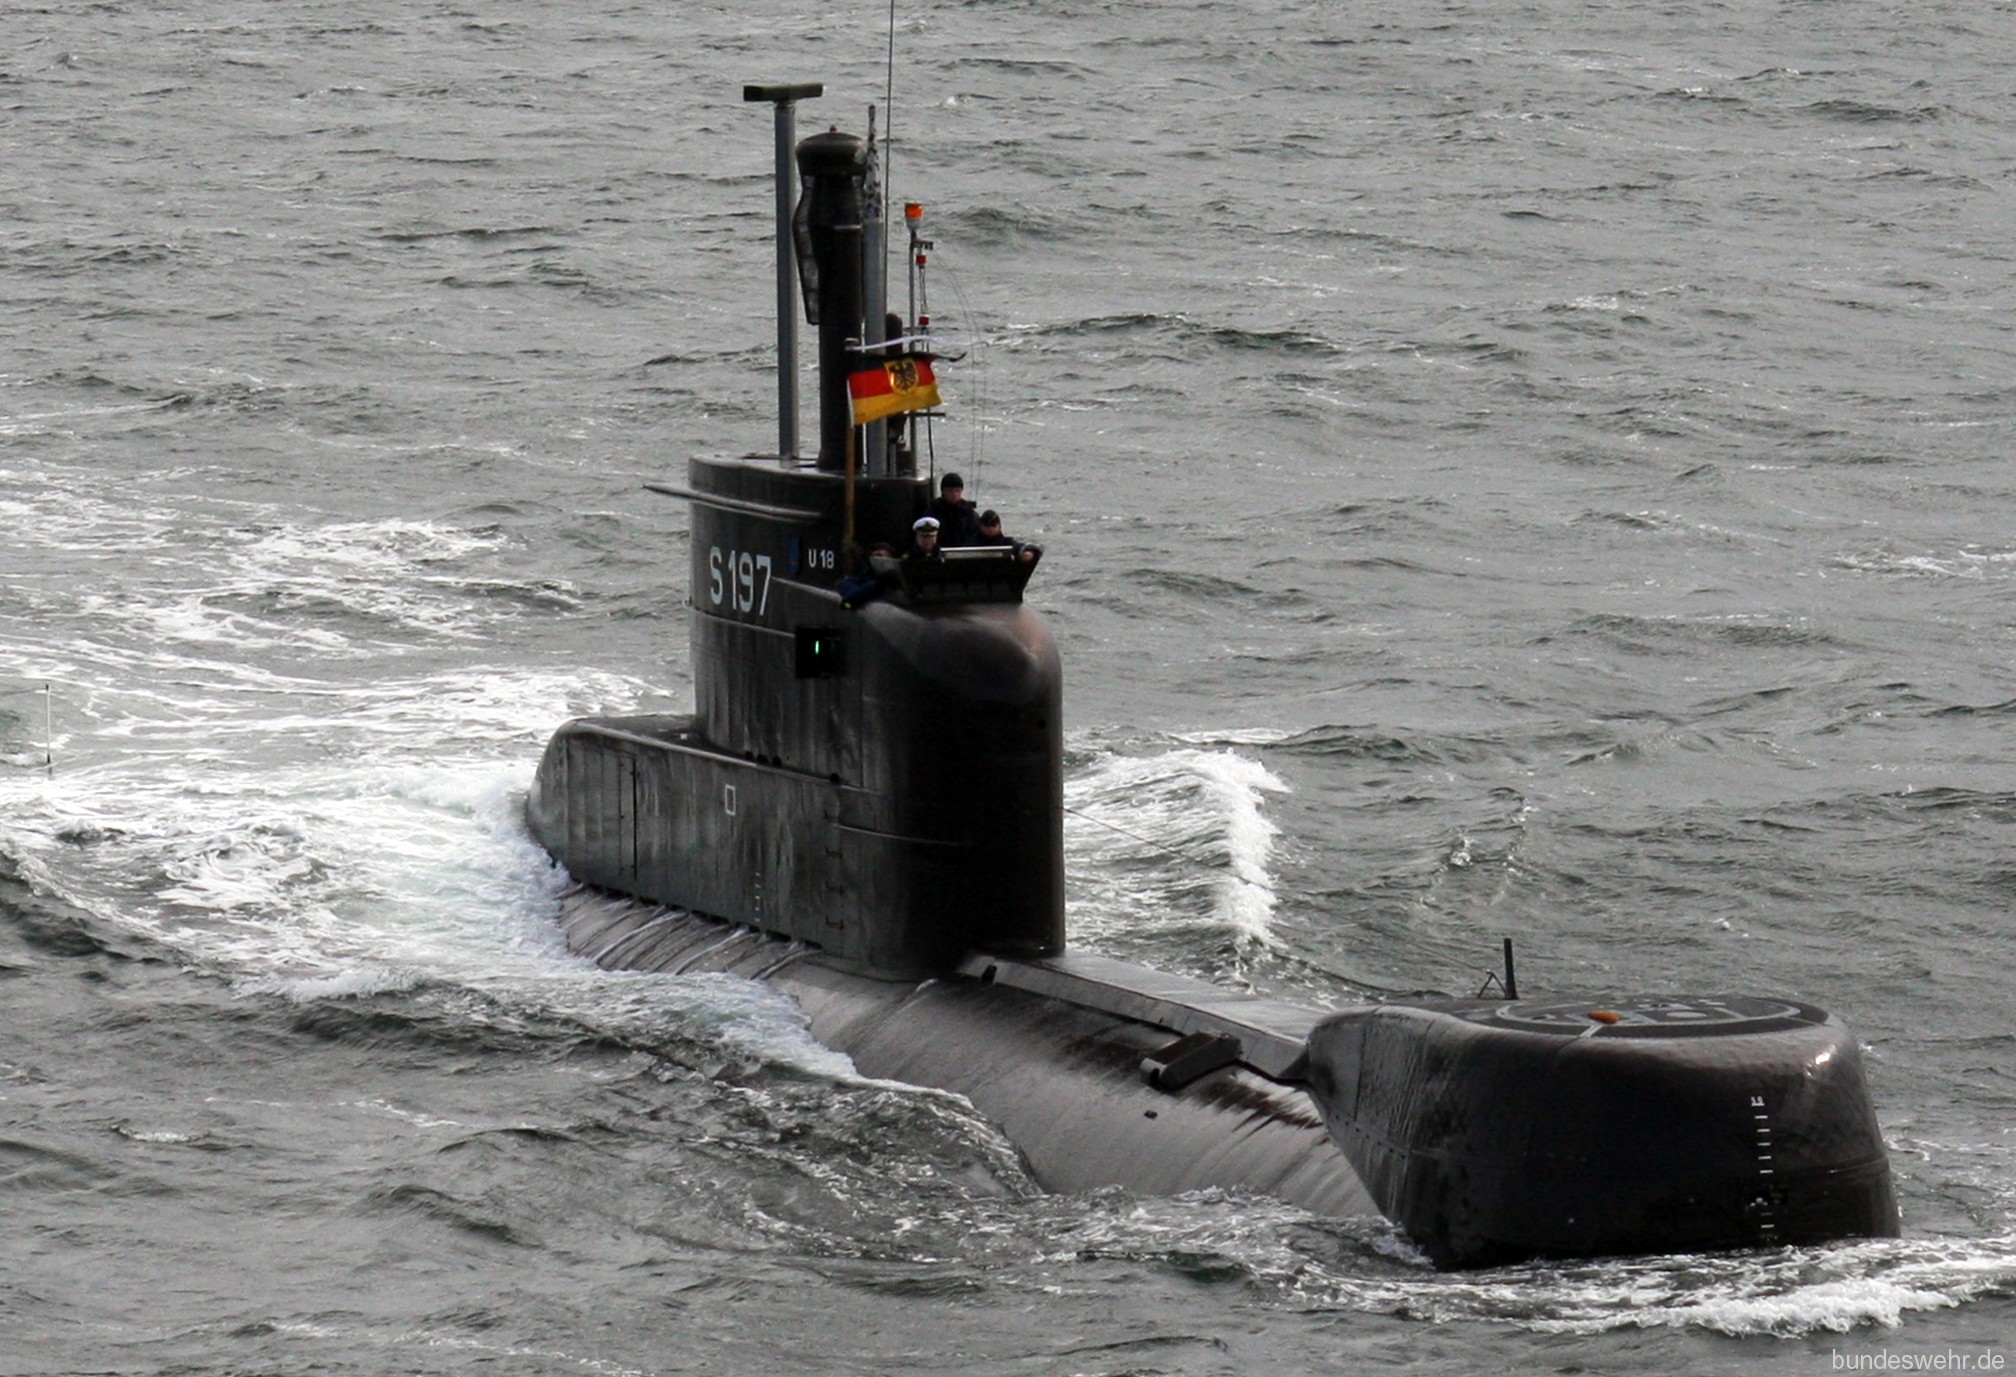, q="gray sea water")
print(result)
[4,1,2014,1372]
